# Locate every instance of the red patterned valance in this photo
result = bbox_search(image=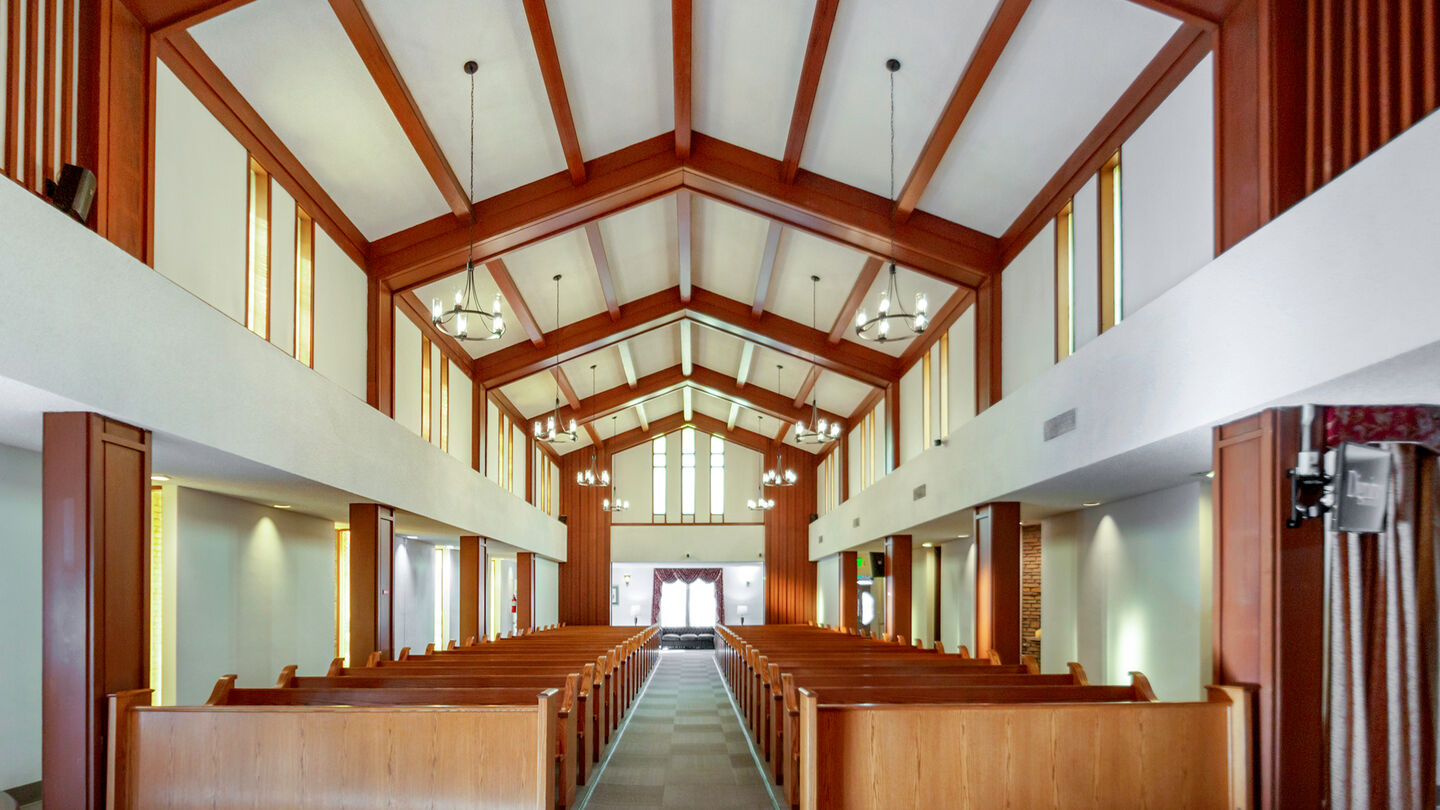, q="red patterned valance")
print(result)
[1326,406,1440,454]
[651,567,725,624]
